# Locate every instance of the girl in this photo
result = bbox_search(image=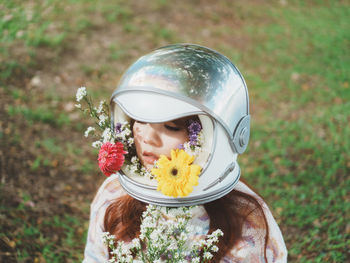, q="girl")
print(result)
[83,44,287,262]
